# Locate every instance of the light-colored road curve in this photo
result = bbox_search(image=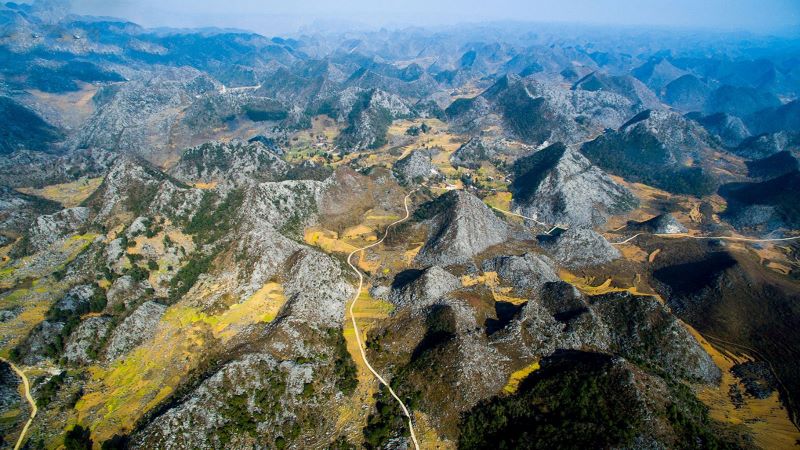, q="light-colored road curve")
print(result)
[486,204,800,246]
[488,205,549,228]
[610,232,800,246]
[0,357,36,450]
[346,190,420,450]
